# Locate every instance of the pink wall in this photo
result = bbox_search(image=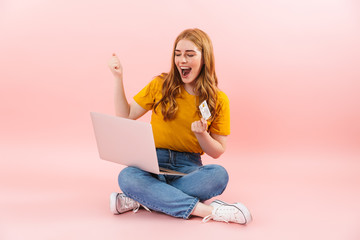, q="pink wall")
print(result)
[1,0,359,153]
